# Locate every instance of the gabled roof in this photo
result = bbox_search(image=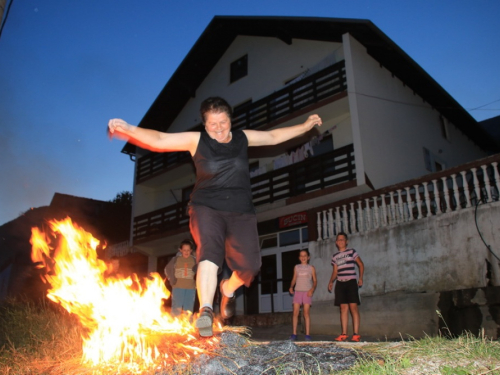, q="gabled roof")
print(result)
[123,16,495,155]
